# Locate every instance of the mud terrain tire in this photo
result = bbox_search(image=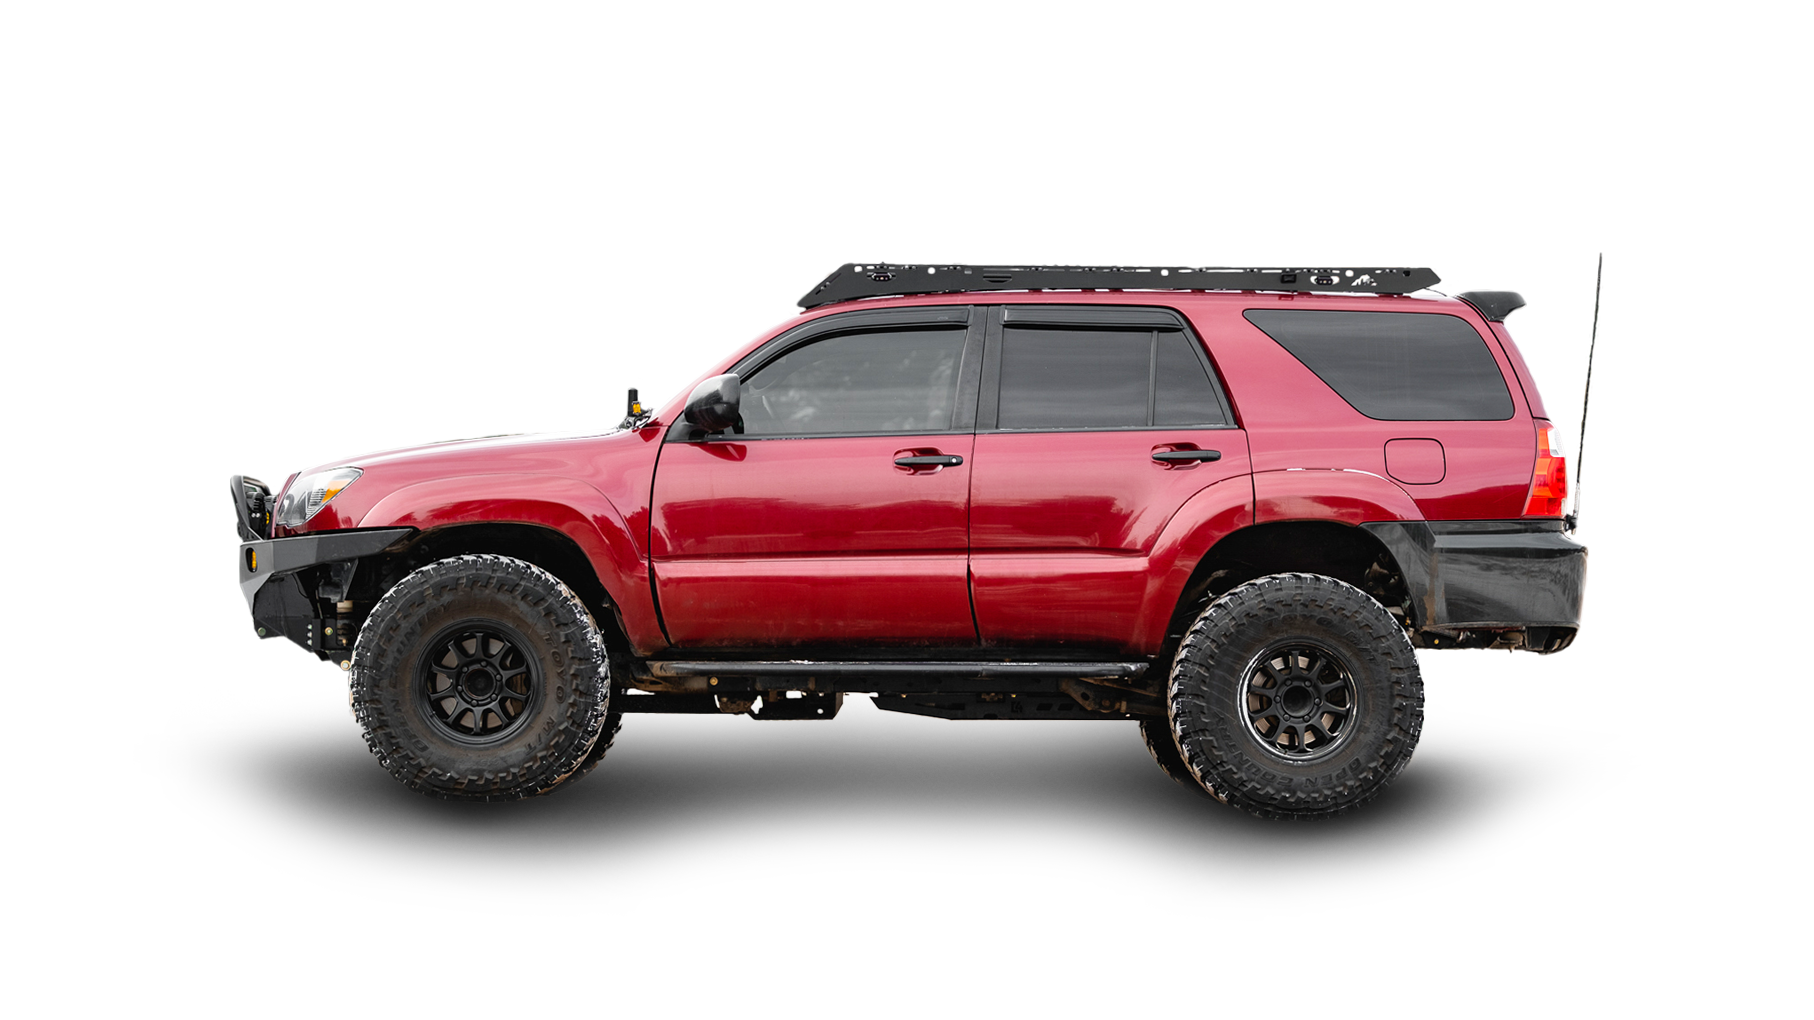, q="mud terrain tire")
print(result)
[1168,573,1422,819]
[351,554,613,800]
[571,710,624,780]
[1139,717,1213,797]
